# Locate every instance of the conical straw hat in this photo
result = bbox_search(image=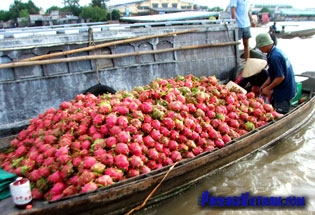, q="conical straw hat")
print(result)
[242,58,267,78]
